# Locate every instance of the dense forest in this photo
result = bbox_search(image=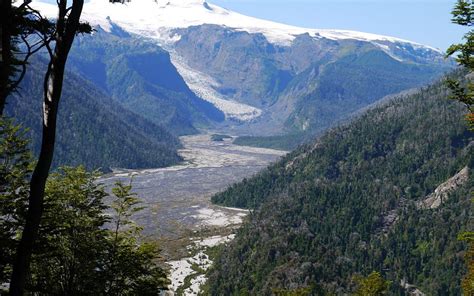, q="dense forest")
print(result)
[0,119,170,294]
[233,133,307,151]
[5,58,182,171]
[68,28,225,136]
[208,72,473,295]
